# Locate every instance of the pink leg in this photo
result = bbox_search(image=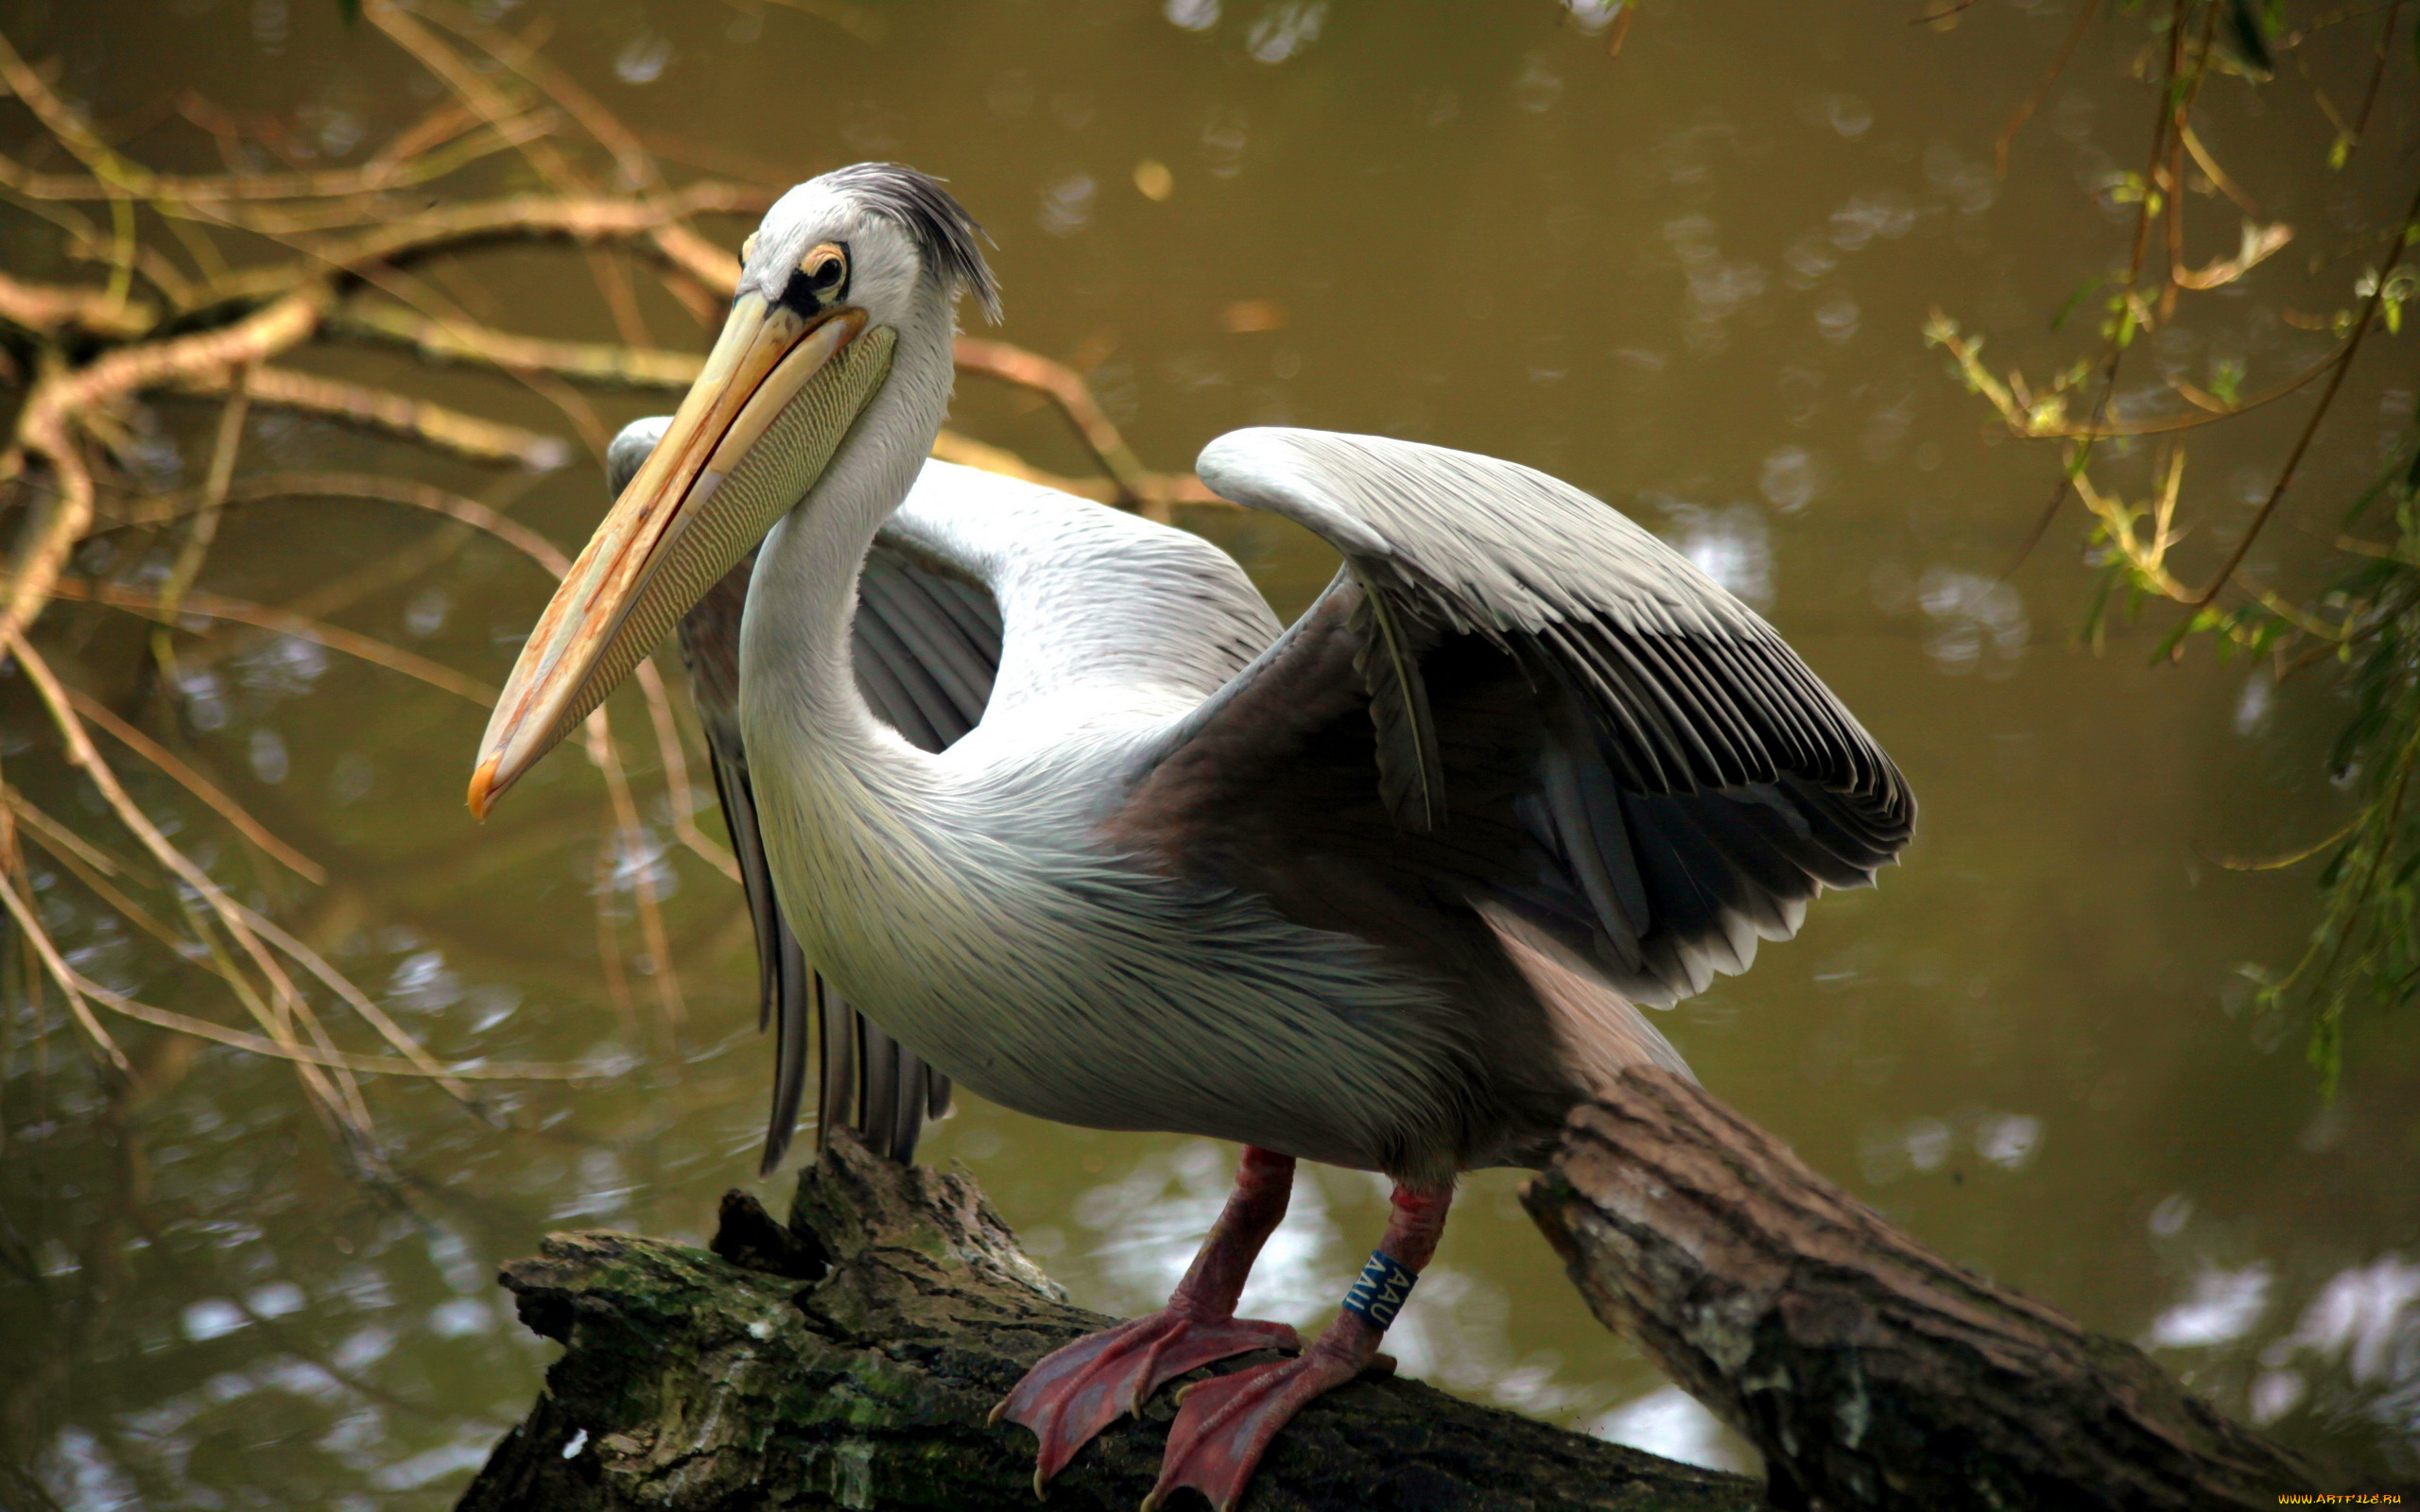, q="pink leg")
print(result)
[993,1146,1304,1492]
[1146,1180,1453,1512]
